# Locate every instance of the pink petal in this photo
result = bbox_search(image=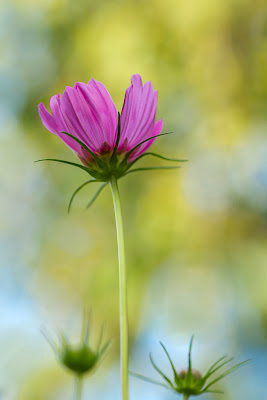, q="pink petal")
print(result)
[60,87,97,151]
[128,119,164,162]
[38,96,84,156]
[120,74,158,150]
[38,103,58,135]
[49,94,83,154]
[86,79,118,147]
[60,80,118,151]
